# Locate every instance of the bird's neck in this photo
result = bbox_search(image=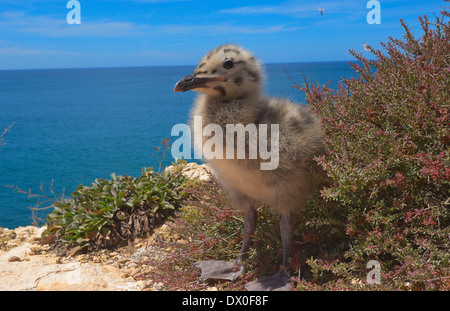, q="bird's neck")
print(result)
[197,93,264,126]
